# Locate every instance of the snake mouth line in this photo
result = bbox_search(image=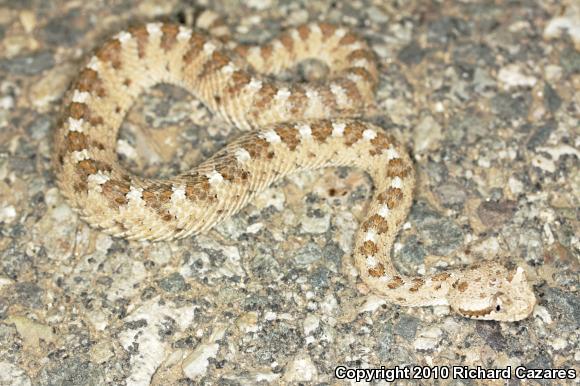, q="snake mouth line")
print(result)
[457,305,495,318]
